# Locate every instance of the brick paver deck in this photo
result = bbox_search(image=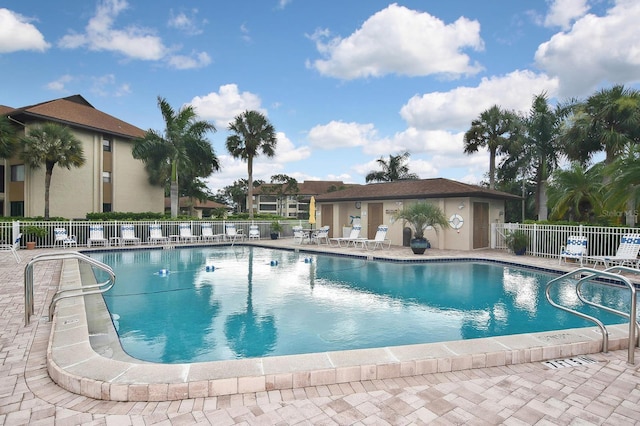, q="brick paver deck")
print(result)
[1,242,638,425]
